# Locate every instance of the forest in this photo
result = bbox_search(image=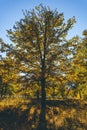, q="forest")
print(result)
[0,5,87,130]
